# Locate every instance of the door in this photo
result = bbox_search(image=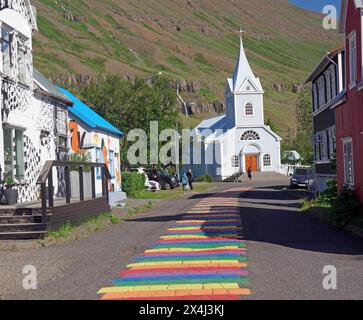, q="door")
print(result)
[245,154,258,172]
